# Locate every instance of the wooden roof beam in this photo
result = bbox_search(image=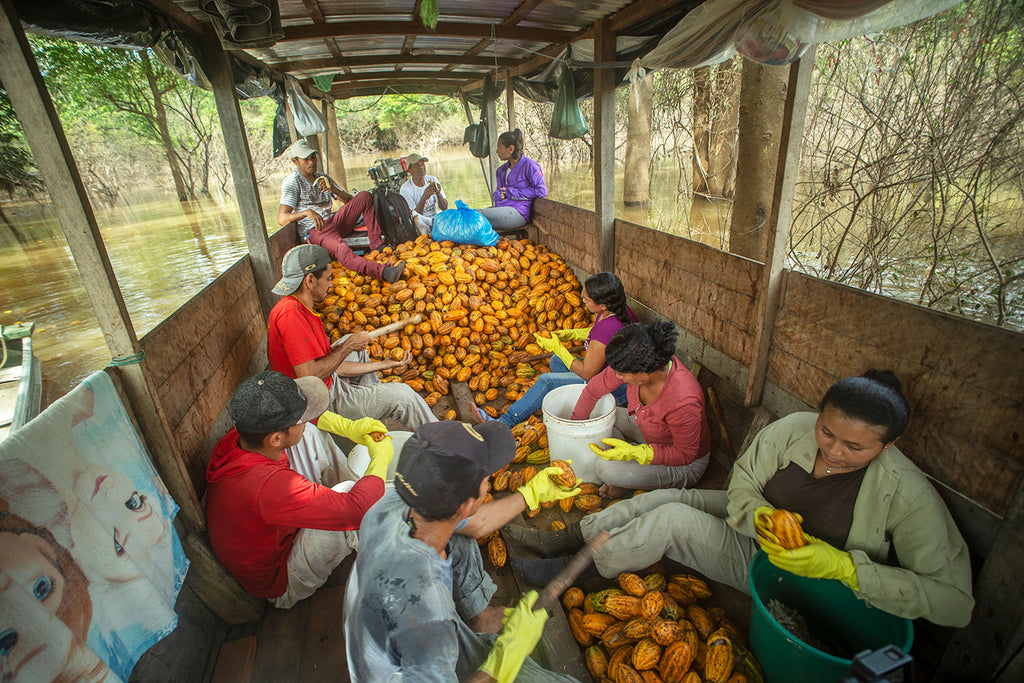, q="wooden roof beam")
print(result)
[304,70,484,86]
[460,0,694,91]
[328,79,468,95]
[276,54,519,73]
[330,85,459,100]
[281,21,575,43]
[440,0,545,73]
